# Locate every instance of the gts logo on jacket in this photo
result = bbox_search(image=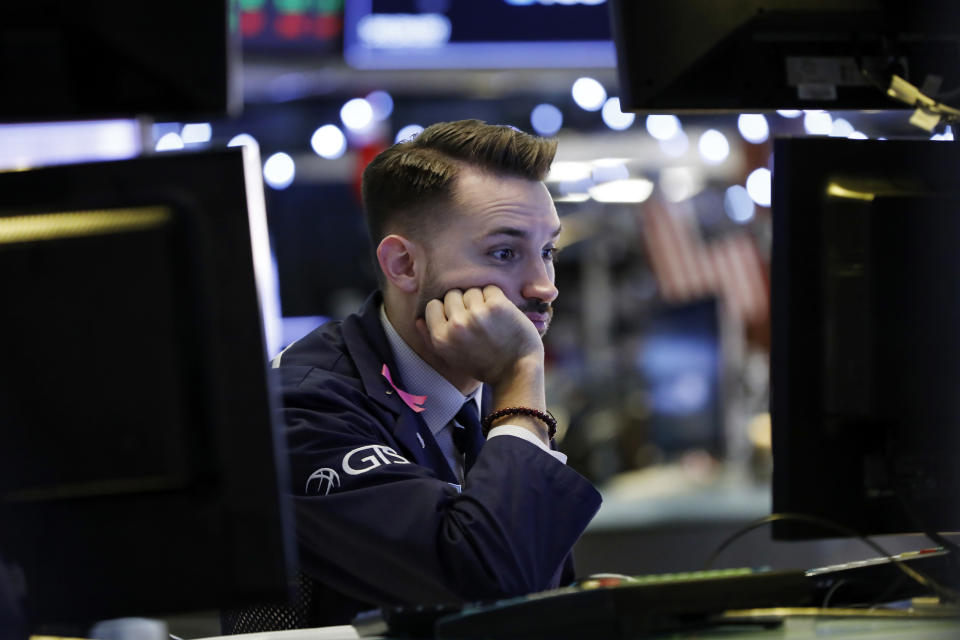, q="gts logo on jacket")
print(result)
[342,444,410,475]
[305,445,411,494]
